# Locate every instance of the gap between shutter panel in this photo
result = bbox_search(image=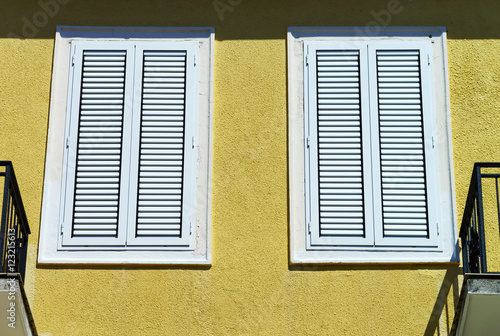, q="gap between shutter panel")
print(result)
[136,50,187,237]
[316,50,366,238]
[71,50,127,237]
[376,49,430,239]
